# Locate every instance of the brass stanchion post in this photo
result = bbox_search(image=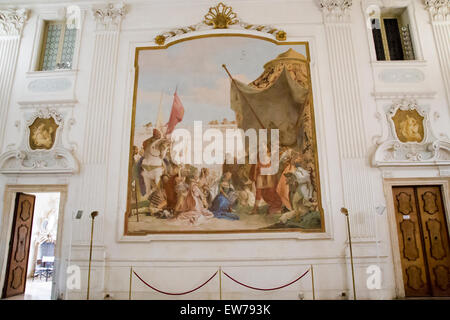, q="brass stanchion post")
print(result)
[129,266,133,300]
[341,207,356,300]
[219,267,222,300]
[310,265,315,300]
[87,211,98,300]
